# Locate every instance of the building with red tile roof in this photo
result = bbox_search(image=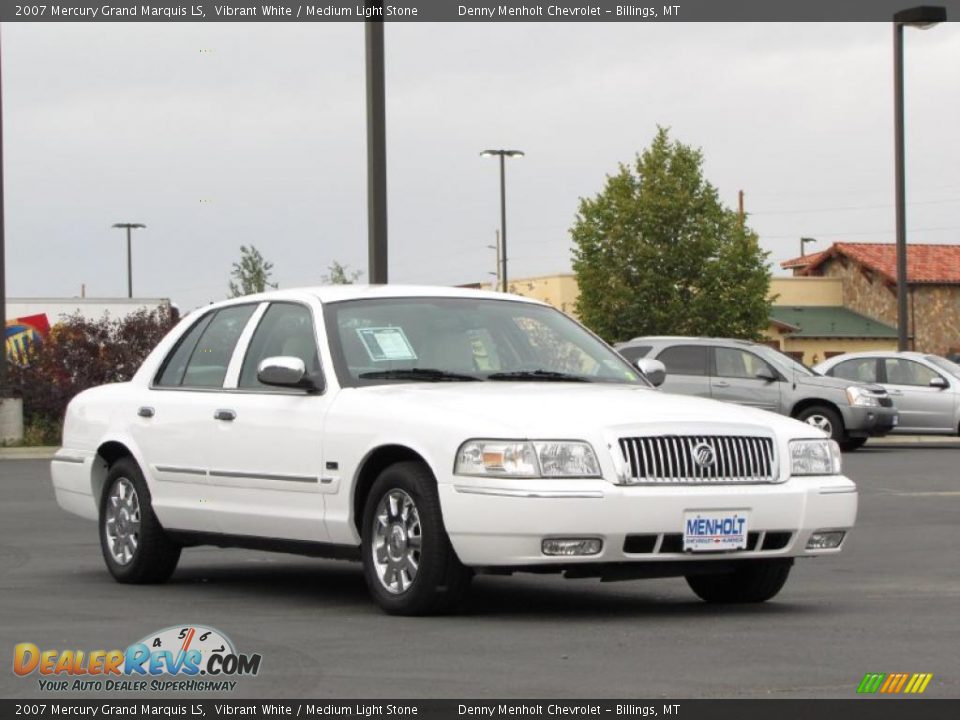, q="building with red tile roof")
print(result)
[780,242,960,355]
